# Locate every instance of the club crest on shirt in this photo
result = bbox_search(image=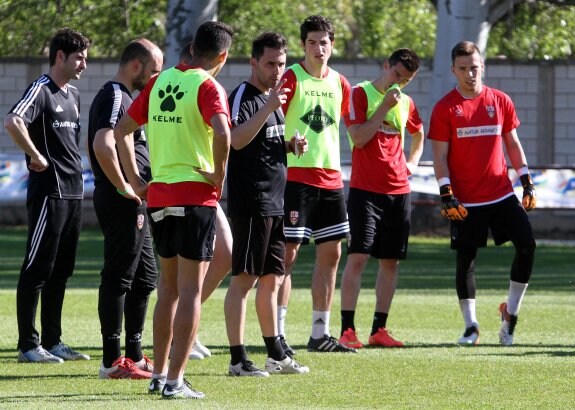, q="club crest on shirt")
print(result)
[300,105,335,133]
[289,210,299,225]
[485,105,495,118]
[137,214,144,230]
